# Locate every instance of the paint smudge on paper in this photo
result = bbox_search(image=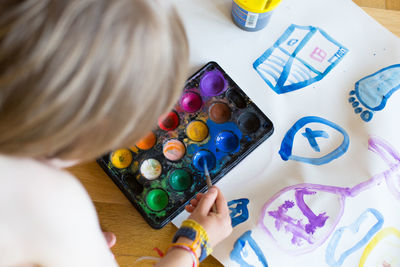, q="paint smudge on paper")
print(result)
[325,208,384,267]
[279,116,349,165]
[228,198,250,228]
[349,64,400,122]
[253,24,348,94]
[230,230,268,267]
